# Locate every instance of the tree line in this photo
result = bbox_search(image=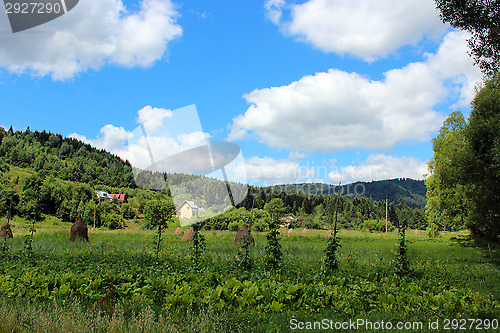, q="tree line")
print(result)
[426,74,499,243]
[0,127,136,188]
